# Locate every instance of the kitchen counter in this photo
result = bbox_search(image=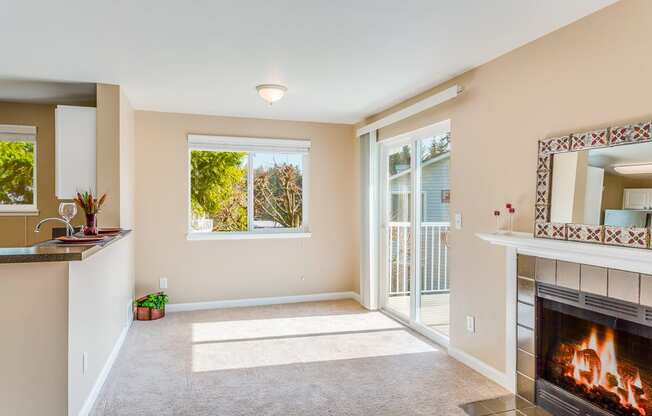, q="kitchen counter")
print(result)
[0,230,131,264]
